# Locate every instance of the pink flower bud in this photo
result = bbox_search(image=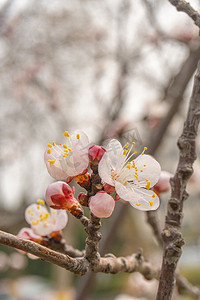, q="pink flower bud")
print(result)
[88,145,106,163]
[78,192,89,206]
[104,183,115,194]
[153,171,173,195]
[45,181,83,218]
[88,191,115,218]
